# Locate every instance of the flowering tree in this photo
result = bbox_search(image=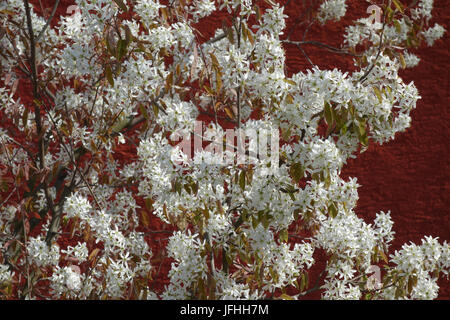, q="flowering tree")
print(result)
[0,0,448,299]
